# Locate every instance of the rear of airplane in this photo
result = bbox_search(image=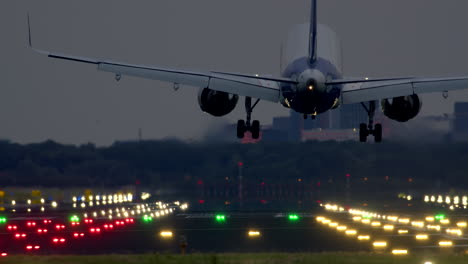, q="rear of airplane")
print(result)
[281,0,343,75]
